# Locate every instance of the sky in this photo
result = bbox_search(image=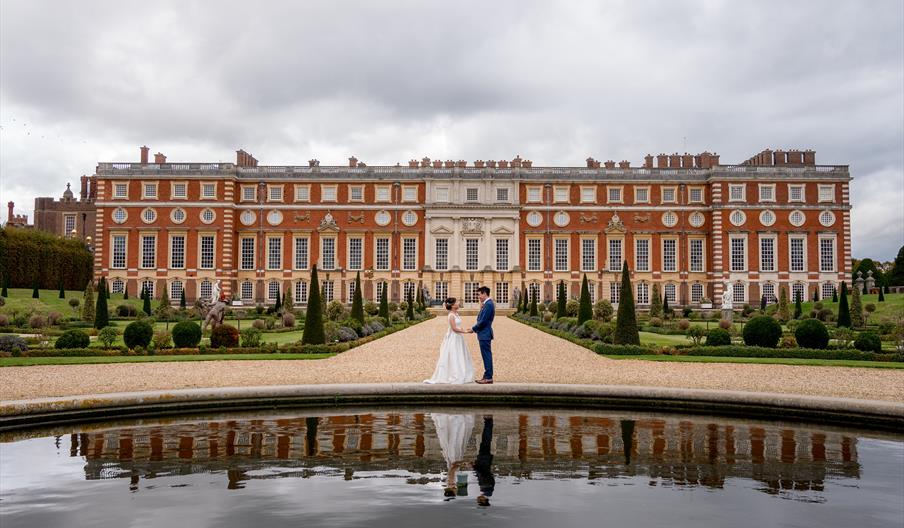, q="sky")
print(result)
[1,0,902,260]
